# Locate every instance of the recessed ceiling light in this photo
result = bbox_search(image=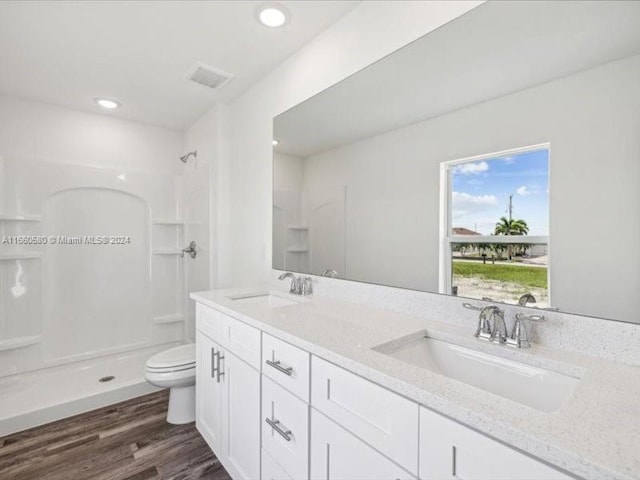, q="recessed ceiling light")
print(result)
[258,4,289,28]
[95,98,120,109]
[272,140,279,146]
